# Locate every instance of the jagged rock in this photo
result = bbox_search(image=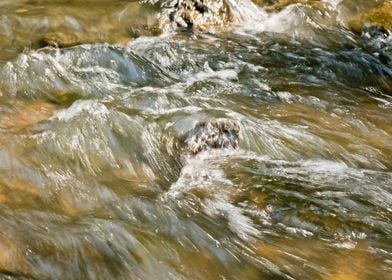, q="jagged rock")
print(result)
[154,0,265,31]
[182,119,240,155]
[157,0,233,30]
